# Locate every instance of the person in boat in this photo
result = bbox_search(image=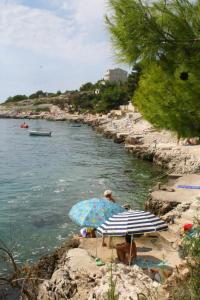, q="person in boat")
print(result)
[116,234,137,265]
[20,122,29,128]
